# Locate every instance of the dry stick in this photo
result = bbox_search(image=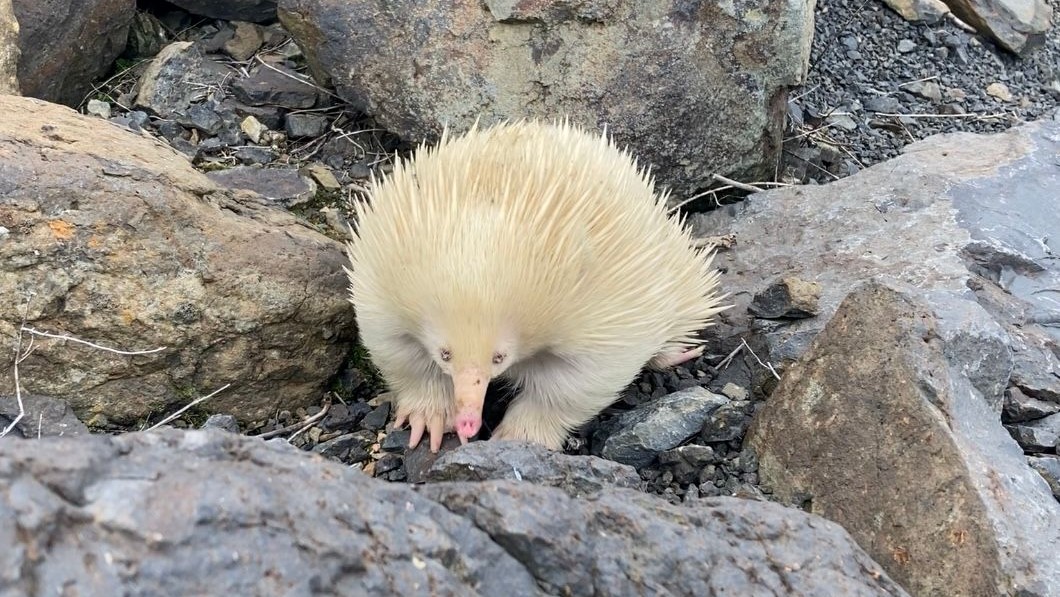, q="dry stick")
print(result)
[21,327,166,355]
[145,383,232,432]
[716,342,745,371]
[285,401,332,443]
[257,401,331,440]
[1,326,33,438]
[740,338,782,381]
[875,112,1007,120]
